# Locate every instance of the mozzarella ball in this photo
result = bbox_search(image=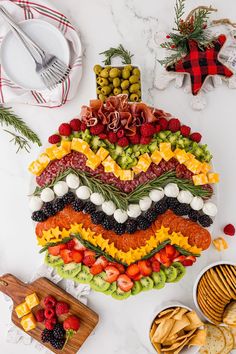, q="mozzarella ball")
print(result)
[164,183,179,198]
[203,202,218,217]
[29,196,43,211]
[149,188,165,202]
[53,181,69,197]
[190,196,204,211]
[139,196,152,211]
[90,193,105,206]
[102,201,116,215]
[177,190,193,204]
[114,209,128,224]
[66,173,80,189]
[127,204,142,218]
[76,186,91,200]
[41,188,55,202]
